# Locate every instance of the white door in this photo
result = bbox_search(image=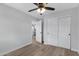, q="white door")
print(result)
[58,16,71,49]
[46,17,58,46]
[36,21,42,43]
